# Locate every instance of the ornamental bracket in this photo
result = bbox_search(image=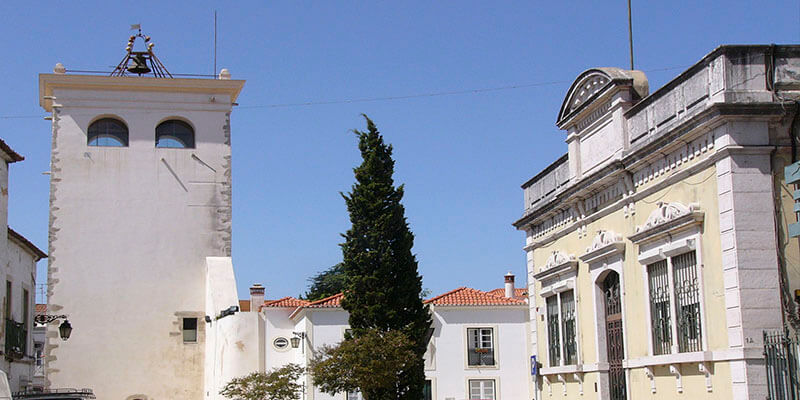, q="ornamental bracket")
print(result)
[34,314,67,325]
